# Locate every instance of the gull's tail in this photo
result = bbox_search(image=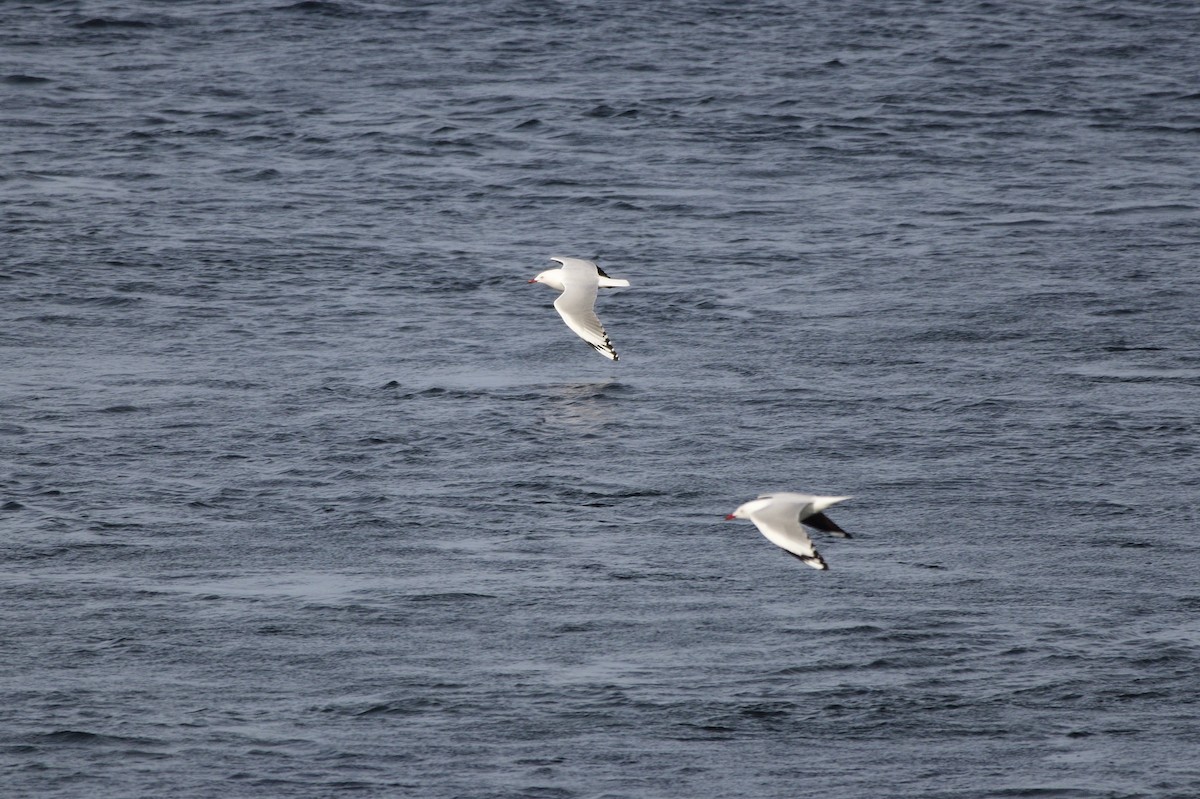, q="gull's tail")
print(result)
[595,265,630,288]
